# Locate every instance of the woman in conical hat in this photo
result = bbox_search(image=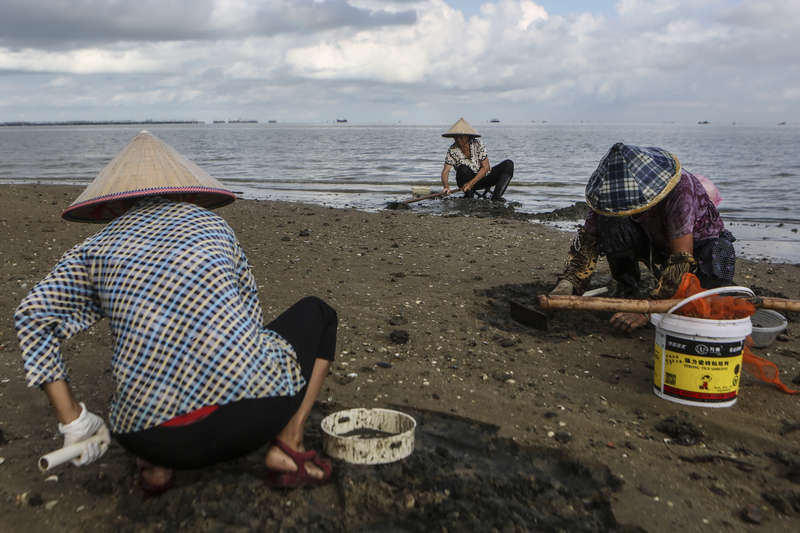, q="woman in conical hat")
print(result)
[550,142,736,331]
[440,117,514,201]
[62,130,236,222]
[16,131,338,492]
